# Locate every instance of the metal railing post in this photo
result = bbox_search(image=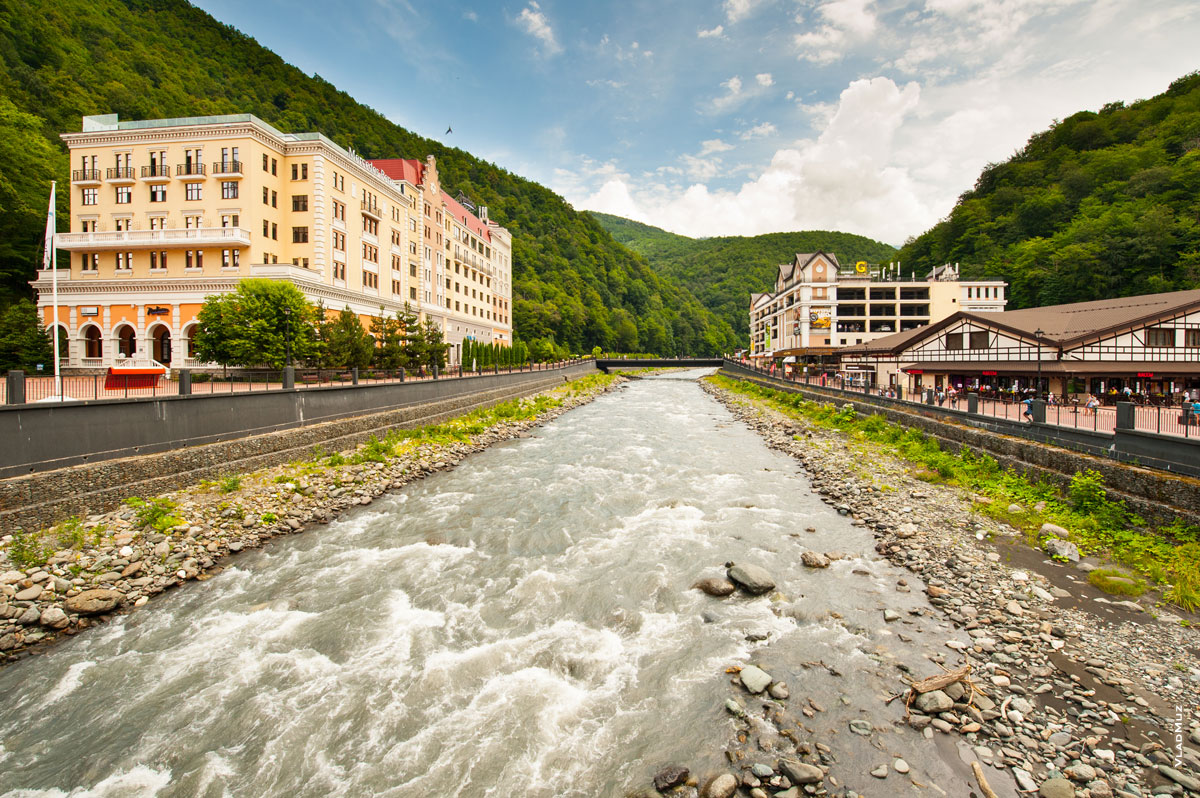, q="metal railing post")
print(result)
[352,367,359,386]
[178,369,192,396]
[5,370,25,405]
